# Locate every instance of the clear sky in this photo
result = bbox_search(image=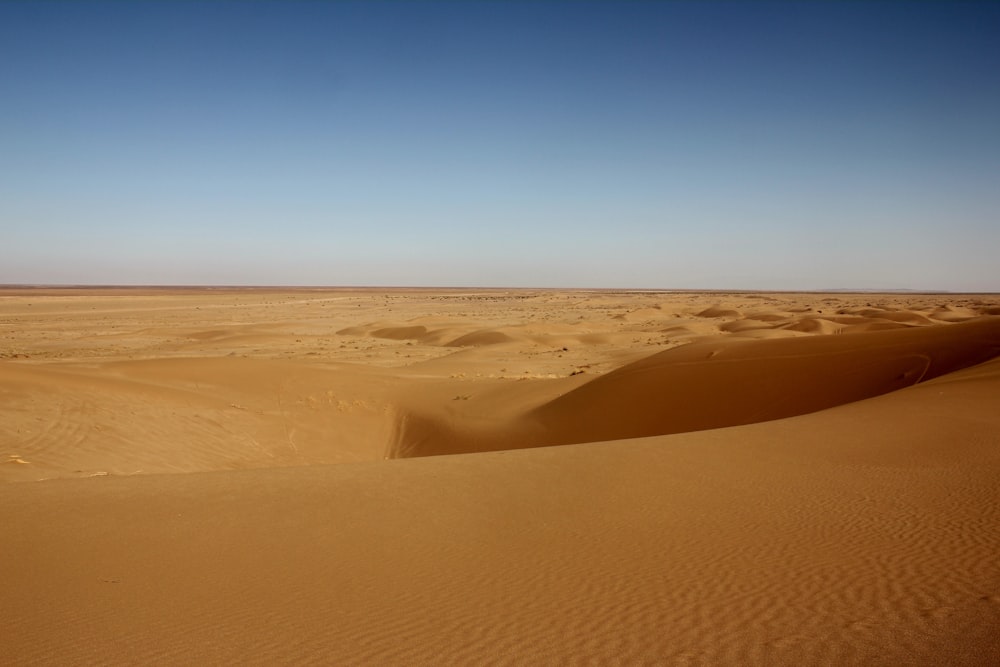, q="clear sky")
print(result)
[2,1,998,290]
